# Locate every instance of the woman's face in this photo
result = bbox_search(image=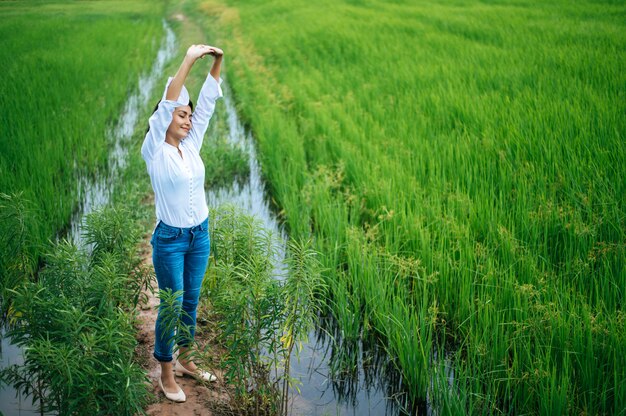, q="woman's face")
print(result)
[166,105,192,140]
